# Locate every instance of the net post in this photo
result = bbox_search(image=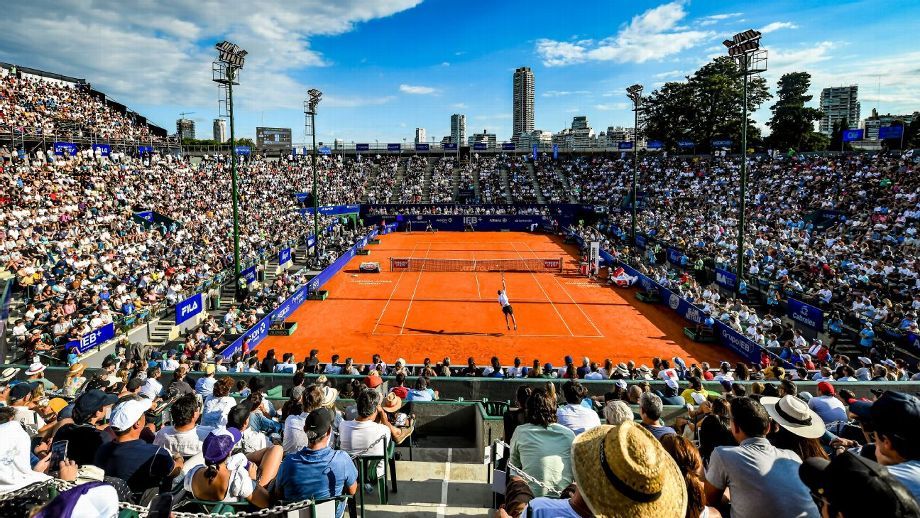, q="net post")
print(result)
[559,257,563,273]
